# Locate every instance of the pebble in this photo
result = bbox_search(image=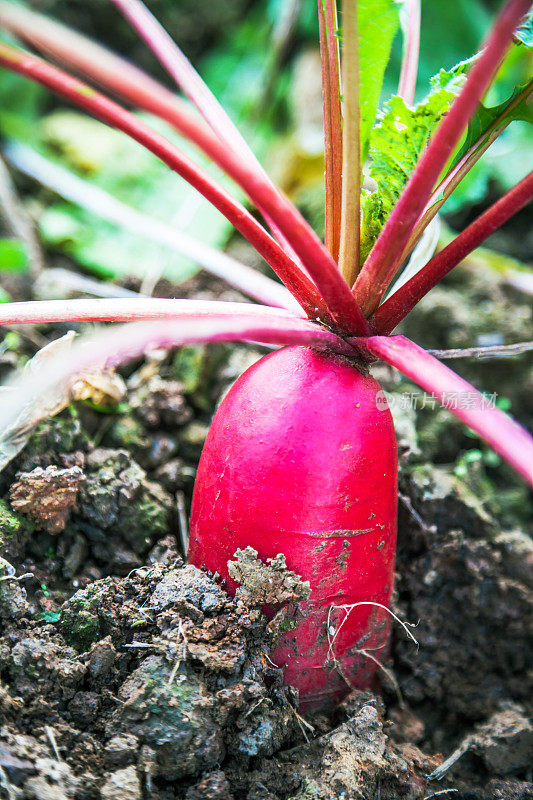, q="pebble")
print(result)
[100,766,141,800]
